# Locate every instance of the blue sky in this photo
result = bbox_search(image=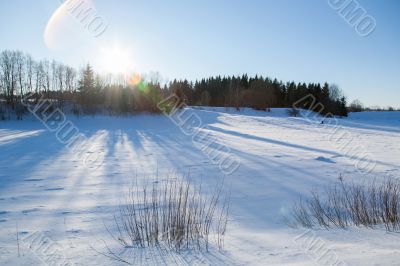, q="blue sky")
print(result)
[0,0,399,107]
